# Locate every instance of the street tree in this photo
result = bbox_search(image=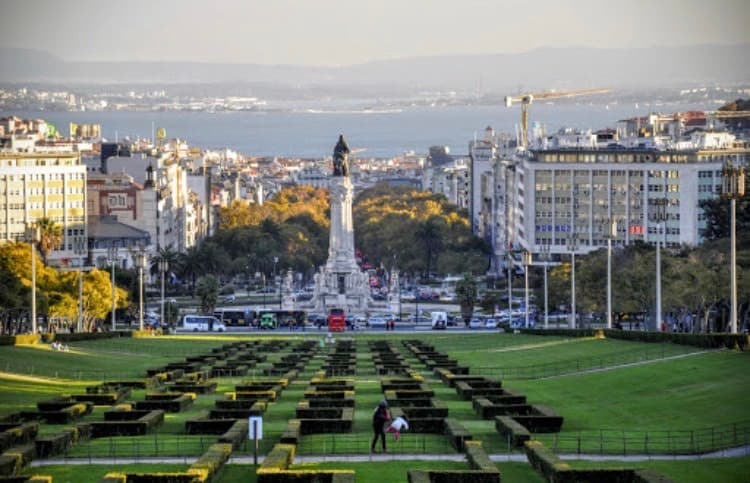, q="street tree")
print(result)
[195,275,219,315]
[455,273,478,327]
